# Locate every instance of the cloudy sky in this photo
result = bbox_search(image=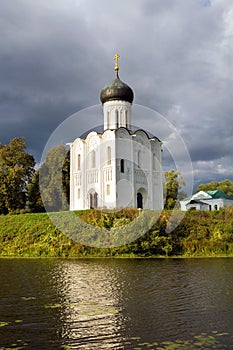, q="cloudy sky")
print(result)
[1,0,233,189]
